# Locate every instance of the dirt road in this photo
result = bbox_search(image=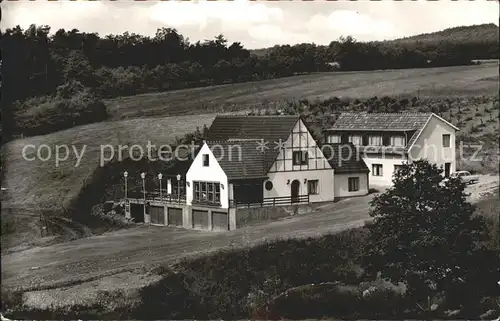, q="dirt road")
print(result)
[2,174,497,309]
[2,195,372,294]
